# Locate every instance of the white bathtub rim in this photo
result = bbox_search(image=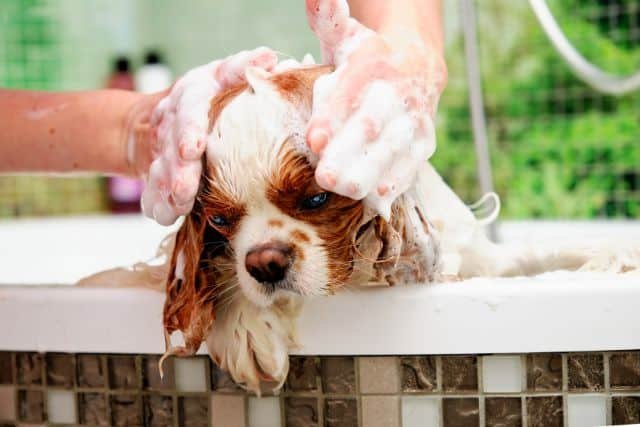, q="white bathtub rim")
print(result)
[1,272,639,356]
